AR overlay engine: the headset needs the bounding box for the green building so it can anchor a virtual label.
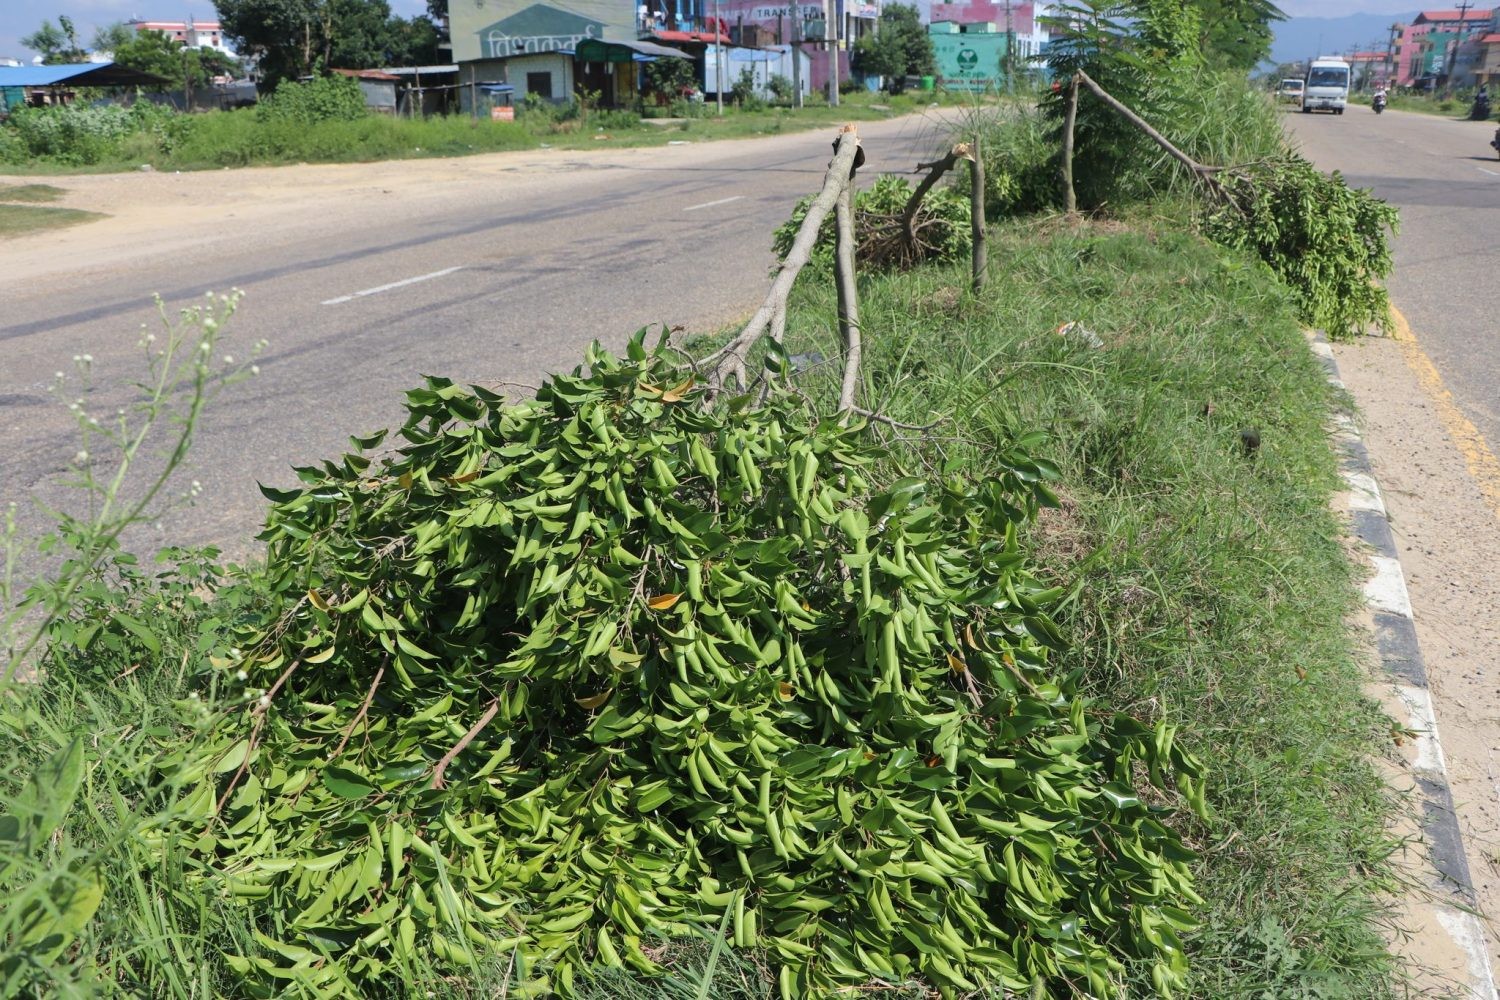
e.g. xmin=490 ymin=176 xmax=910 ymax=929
xmin=929 ymin=21 xmax=1012 ymax=92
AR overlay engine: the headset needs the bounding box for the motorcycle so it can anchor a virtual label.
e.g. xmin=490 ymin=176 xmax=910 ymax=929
xmin=1491 ymin=125 xmax=1500 ymax=160
xmin=1372 ymin=93 xmax=1386 ymax=114
xmin=1472 ymin=92 xmax=1492 ymax=121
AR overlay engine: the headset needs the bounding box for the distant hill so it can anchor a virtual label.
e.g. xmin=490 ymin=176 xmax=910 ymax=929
xmin=1269 ymin=11 xmax=1417 ymax=66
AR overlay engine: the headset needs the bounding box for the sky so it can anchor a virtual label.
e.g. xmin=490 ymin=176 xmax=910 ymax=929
xmin=0 ymin=0 xmax=1453 ymax=64
xmin=0 ymin=0 xmax=428 ymax=63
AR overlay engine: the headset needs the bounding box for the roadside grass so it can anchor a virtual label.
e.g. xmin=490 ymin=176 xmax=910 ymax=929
xmin=0 ymin=182 xmax=66 ymax=202
xmin=0 ymin=202 xmax=102 ymax=236
xmin=0 ymin=207 xmax=1404 ymax=994
xmin=758 ymin=209 xmax=1404 ymax=996
xmin=0 ymin=89 xmax=990 ymax=175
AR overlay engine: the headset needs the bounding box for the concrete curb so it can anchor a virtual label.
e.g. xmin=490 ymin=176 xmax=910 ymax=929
xmin=1310 ymin=337 xmax=1498 ymax=999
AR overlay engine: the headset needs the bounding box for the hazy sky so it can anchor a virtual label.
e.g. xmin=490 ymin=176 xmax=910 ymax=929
xmin=1 ymin=0 xmax=429 ymax=63
xmin=0 ymin=0 xmax=1438 ymax=63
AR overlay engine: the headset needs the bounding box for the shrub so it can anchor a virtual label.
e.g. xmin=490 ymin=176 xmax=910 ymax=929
xmin=4 ymin=103 xmax=138 ymax=164
xmin=1203 ymin=154 xmax=1400 ymax=340
xmin=255 ymin=74 xmax=367 ymax=126
xmin=156 ymin=338 xmax=1205 ymax=997
xmin=772 ymin=173 xmax=973 ymax=270
xmin=768 ymin=74 xmax=793 ymax=104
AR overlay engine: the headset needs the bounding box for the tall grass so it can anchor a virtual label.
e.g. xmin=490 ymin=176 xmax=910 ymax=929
xmin=768 ymin=212 xmax=1404 ymax=997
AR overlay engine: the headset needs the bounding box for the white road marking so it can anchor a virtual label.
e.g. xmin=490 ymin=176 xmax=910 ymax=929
xmin=1344 ymin=469 xmax=1386 ymax=515
xmin=1433 ymin=906 xmax=1500 ymax=1000
xmin=683 ymin=195 xmax=744 ymax=212
xmin=1477 ymin=166 xmax=1499 ymax=177
xmin=1365 ymin=554 xmax=1414 ymax=618
xmin=322 ymin=266 xmax=464 ymax=306
xmin=1395 ymin=683 xmax=1447 ymax=777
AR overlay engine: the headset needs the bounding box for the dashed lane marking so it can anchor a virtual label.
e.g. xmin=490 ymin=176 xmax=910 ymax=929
xmin=322 ymin=266 xmax=465 ymax=306
xmin=683 ymin=196 xmax=745 ymax=212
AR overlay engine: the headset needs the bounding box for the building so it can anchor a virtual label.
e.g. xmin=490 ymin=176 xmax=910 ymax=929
xmin=447 ymin=0 xmax=851 ymax=108
xmin=126 ymin=17 xmax=235 ymax=55
xmin=1396 ymin=8 xmax=1490 ymax=86
xmin=1345 ymin=50 xmax=1390 ymax=89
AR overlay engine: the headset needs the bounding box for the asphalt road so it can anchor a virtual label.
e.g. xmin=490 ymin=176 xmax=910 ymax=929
xmin=1286 ymin=106 xmax=1500 ymax=451
xmin=0 ymin=113 xmax=958 ymax=563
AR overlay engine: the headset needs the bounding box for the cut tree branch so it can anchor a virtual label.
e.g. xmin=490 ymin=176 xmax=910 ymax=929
xmin=1061 ymin=73 xmax=1079 ymax=214
xmin=1075 ymin=69 xmax=1228 ymax=201
xmin=903 ymin=142 xmax=972 ymax=251
xmin=834 ymin=179 xmax=862 ymax=416
xmin=430 ymin=697 xmax=501 ymax=789
xmin=698 ymin=126 xmax=862 ymax=394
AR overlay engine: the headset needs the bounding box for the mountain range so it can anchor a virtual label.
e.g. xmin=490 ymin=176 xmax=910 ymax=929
xmin=1269 ymin=11 xmax=1420 ymax=65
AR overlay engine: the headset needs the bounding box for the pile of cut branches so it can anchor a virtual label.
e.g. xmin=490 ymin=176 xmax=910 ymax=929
xmin=150 ymin=336 xmax=1206 ymax=998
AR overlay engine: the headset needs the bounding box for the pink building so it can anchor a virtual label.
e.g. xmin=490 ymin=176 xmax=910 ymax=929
xmin=1396 ymin=9 xmax=1491 ymax=86
xmin=126 ymin=17 xmax=235 ymax=55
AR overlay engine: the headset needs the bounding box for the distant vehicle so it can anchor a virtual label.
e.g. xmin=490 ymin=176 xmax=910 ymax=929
xmin=1278 ymin=78 xmax=1305 ymax=104
xmin=1302 ymin=58 xmax=1350 ymax=115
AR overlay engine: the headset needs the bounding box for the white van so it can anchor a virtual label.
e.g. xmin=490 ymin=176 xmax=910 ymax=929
xmin=1303 ymin=57 xmax=1351 ymax=114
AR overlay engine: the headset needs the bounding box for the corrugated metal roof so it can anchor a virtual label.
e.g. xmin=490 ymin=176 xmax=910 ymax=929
xmin=333 ymin=68 xmax=402 ymax=81
xmin=0 ymin=61 xmax=169 ymax=87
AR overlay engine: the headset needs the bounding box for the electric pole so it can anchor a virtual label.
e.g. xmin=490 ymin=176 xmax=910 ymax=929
xmin=714 ymin=0 xmax=724 ymax=114
xmin=827 ymin=0 xmax=840 ymax=107
xmin=1445 ymin=0 xmax=1473 ymax=93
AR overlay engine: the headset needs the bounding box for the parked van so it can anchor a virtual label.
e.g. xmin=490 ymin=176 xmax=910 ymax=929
xmin=1303 ymin=57 xmax=1351 ymax=114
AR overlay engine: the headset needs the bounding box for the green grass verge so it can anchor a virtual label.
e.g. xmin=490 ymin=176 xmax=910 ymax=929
xmin=0 ymin=183 xmax=66 ymax=202
xmin=0 ymin=205 xmax=1402 ymax=997
xmin=0 ymin=202 xmax=102 ymax=236
xmin=761 ymin=211 xmax=1403 ymax=997
xmin=0 ymin=89 xmax=988 ymax=175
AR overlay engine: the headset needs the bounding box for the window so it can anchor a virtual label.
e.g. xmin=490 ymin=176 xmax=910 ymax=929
xmin=1308 ymin=67 xmax=1348 ymax=87
xmin=527 ymin=71 xmax=553 ymax=99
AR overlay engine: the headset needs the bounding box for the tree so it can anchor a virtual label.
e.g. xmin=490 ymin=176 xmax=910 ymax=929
xmin=214 ymin=0 xmax=440 ymax=87
xmin=93 ymin=22 xmax=137 ymax=57
xmin=851 ymin=3 xmax=935 ymax=93
xmin=1191 ymin=0 xmax=1283 ymax=72
xmin=22 ymin=18 xmax=87 ymax=64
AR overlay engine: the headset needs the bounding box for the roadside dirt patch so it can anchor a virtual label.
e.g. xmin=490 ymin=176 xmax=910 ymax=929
xmin=1332 ymin=331 xmax=1500 ymax=974
xmin=0 ymin=145 xmax=671 ymax=289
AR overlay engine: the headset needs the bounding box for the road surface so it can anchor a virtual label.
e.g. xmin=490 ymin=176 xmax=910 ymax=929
xmin=0 ymin=112 xmax=957 ymax=561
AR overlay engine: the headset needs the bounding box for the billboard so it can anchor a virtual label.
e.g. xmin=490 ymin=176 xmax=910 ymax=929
xmin=450 ymin=0 xmax=638 ymax=63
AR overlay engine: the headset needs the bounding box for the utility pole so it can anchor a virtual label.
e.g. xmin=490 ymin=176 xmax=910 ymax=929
xmin=1385 ymin=22 xmax=1401 ymax=88
xmin=1445 ymin=0 xmax=1473 ymax=93
xmin=714 ymin=0 xmax=724 ymax=114
xmin=791 ymin=8 xmax=803 ymax=108
xmin=828 ymin=0 xmax=840 ymax=106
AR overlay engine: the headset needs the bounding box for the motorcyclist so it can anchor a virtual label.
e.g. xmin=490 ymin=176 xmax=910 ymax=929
xmin=1372 ymin=84 xmax=1387 ymax=113
xmin=1473 ymin=83 xmax=1491 ymax=120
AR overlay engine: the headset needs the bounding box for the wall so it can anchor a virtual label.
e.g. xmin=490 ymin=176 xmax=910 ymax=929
xmin=704 ymin=44 xmax=812 ymax=97
xmin=449 ymin=0 xmax=638 ymax=63
xmin=505 ymin=52 xmax=575 ymax=100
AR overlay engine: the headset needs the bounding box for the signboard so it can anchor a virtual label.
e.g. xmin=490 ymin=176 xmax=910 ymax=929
xmin=449 ymin=0 xmax=632 ymax=63
xmin=491 ymin=105 xmax=515 ymax=121
xmin=931 ymin=29 xmax=1007 ymax=91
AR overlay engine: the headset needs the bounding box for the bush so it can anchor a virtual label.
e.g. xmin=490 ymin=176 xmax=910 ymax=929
xmin=255 ymin=74 xmax=367 ymax=126
xmin=768 ymin=74 xmax=793 ymax=104
xmin=772 ymin=173 xmax=973 ymax=270
xmin=1203 ymin=154 xmax=1400 ymax=340
xmin=4 ymin=103 xmax=139 ymax=164
xmin=152 ymin=338 xmax=1204 ymax=997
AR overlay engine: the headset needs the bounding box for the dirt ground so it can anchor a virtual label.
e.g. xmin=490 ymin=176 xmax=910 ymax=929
xmin=4 ymin=145 xmax=686 ymax=289
xmin=1333 ymin=328 xmax=1500 ymax=979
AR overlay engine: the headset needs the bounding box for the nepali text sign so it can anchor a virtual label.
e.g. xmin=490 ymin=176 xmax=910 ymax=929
xmin=449 ymin=0 xmax=628 ymax=63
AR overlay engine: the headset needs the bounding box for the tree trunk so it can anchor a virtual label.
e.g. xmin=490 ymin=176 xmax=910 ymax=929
xmin=1061 ymin=73 xmax=1078 ymax=214
xmin=969 ymin=134 xmax=986 ymax=292
xmin=835 ymin=179 xmax=861 ymax=415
